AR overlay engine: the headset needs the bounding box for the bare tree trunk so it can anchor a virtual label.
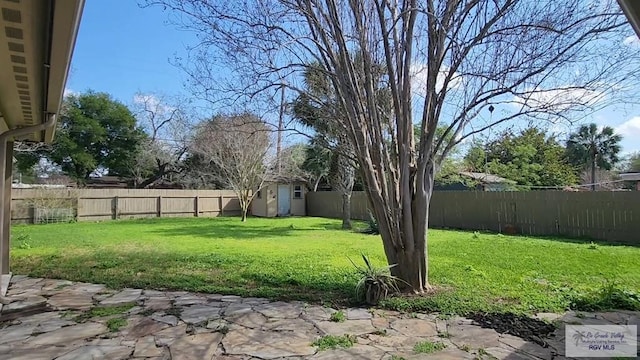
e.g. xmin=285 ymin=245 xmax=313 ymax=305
xmin=330 ymin=152 xmax=355 ymax=230
xmin=341 ymin=192 xmax=352 ymax=230
xmin=369 ymin=163 xmax=434 ymax=293
xmin=240 ymin=195 xmax=248 ymax=222
xmin=240 ymin=189 xmax=250 ymax=222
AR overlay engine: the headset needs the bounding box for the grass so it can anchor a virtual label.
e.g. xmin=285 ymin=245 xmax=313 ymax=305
xmin=312 ymin=334 xmax=357 ymax=350
xmin=10 ymin=217 xmax=640 ymax=314
xmin=74 ymin=303 xmax=135 ymax=322
xmin=413 ymin=340 xmax=446 ymax=353
xmin=330 ymin=310 xmax=346 ymax=322
xmin=106 ymin=317 xmax=127 ymax=332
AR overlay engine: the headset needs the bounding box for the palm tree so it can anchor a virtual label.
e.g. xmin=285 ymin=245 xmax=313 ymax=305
xmin=566 ymin=123 xmax=622 ymax=191
xmin=291 ymin=66 xmax=356 ymax=229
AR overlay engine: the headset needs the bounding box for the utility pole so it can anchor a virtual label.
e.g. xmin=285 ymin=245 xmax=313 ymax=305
xmin=276 ymin=80 xmax=285 ymax=176
xmin=485 ymin=105 xmax=495 ymax=174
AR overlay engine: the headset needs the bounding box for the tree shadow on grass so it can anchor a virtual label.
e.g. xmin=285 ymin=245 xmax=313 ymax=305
xmin=149 ymin=223 xmax=300 ymax=240
xmin=434 ymin=227 xmax=639 ymax=248
xmin=144 ymin=217 xmax=342 ymax=240
xmin=11 ymin=249 xmax=356 ymax=306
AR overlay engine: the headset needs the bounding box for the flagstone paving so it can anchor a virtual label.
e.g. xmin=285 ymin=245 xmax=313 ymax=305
xmin=0 ymin=276 xmax=637 ymax=359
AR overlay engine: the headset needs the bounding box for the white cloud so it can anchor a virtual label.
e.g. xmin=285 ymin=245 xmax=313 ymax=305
xmin=133 ymin=93 xmax=176 ymax=114
xmin=548 ymin=122 xmax=571 ymax=135
xmin=63 ymin=88 xmax=78 ymax=97
xmin=615 ymin=116 xmax=640 ymax=138
xmin=133 ymin=93 xmax=161 ymax=108
xmin=511 ymin=87 xmax=606 ymax=112
xmin=623 ymin=35 xmax=640 ymax=47
xmin=410 ymin=64 xmax=462 ymax=98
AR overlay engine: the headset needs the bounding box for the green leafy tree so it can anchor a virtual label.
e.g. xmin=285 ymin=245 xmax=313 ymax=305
xmin=13 ymin=148 xmax=41 ymax=182
xmin=465 ymin=128 xmax=577 ymax=188
xmin=463 ymin=141 xmax=487 ymax=173
xmin=49 ymin=92 xmax=145 ymax=184
xmin=625 ymin=152 xmax=640 ymax=173
xmin=566 ymin=123 xmax=622 ymax=191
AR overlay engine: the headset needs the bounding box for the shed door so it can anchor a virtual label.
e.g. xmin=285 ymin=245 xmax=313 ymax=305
xmin=277 ymin=185 xmax=291 ymax=216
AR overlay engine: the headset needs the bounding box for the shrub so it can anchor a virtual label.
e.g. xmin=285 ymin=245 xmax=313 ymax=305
xmin=350 ymin=254 xmax=400 ymax=305
xmin=330 ymin=310 xmax=346 ymax=322
xmin=361 ymin=211 xmax=379 ymax=235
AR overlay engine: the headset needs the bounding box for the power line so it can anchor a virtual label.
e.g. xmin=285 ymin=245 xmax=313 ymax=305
xmin=507 ymin=179 xmax=627 ymax=190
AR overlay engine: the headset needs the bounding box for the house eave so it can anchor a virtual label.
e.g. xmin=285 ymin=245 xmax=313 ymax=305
xmin=618 ymin=0 xmax=640 ymax=39
xmin=0 ymin=0 xmax=84 ymax=143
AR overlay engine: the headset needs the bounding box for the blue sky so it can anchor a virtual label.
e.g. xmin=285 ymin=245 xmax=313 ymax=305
xmin=66 ymin=1 xmax=194 ymax=103
xmin=67 ymin=0 xmax=640 ymax=154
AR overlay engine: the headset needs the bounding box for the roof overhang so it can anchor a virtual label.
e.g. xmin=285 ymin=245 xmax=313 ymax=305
xmin=0 ymin=0 xmax=84 ymax=143
xmin=620 ymin=172 xmax=640 ymax=181
xmin=618 ymin=0 xmax=640 ymax=39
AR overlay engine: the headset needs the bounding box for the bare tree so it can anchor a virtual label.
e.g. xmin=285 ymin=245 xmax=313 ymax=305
xmin=146 ymin=0 xmax=640 ymax=292
xmin=13 ymin=142 xmax=52 ymax=183
xmin=14 ymin=142 xmax=50 ymax=154
xmin=131 ymin=93 xmax=192 ymax=188
xmin=579 ymin=169 xmax=624 ymax=191
xmin=190 ymin=113 xmax=272 ymax=221
xmin=23 ymin=184 xmax=79 ymax=224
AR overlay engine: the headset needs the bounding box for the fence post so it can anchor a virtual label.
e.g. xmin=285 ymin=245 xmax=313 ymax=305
xmin=195 ymin=196 xmax=199 ymax=217
xmin=113 ymin=196 xmax=119 ymax=220
xmin=75 ymin=195 xmax=81 ymax=222
xmin=219 ymin=195 xmax=224 ymax=217
xmin=157 ymin=196 xmax=162 ymax=218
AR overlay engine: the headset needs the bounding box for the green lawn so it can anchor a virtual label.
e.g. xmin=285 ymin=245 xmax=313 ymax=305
xmin=10 ymin=217 xmax=640 ymax=315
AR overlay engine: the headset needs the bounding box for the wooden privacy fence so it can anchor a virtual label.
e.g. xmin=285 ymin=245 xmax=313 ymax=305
xmin=11 ymin=188 xmax=241 ymax=223
xmin=307 ymin=191 xmax=640 ymax=245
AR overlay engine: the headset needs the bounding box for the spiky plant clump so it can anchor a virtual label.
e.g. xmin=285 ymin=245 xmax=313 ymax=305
xmin=351 ymin=254 xmax=401 ymax=305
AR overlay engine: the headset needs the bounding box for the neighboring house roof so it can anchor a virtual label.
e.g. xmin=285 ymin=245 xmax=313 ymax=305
xmin=620 ymin=172 xmax=640 ymax=181
xmin=459 ymin=172 xmax=515 ymax=184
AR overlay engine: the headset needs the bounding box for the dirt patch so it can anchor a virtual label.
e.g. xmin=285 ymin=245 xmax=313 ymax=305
xmin=468 ymin=312 xmax=556 ymax=346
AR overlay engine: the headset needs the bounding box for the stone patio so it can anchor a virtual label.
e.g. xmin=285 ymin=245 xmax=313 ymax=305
xmin=0 ymin=275 xmax=637 ymax=359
